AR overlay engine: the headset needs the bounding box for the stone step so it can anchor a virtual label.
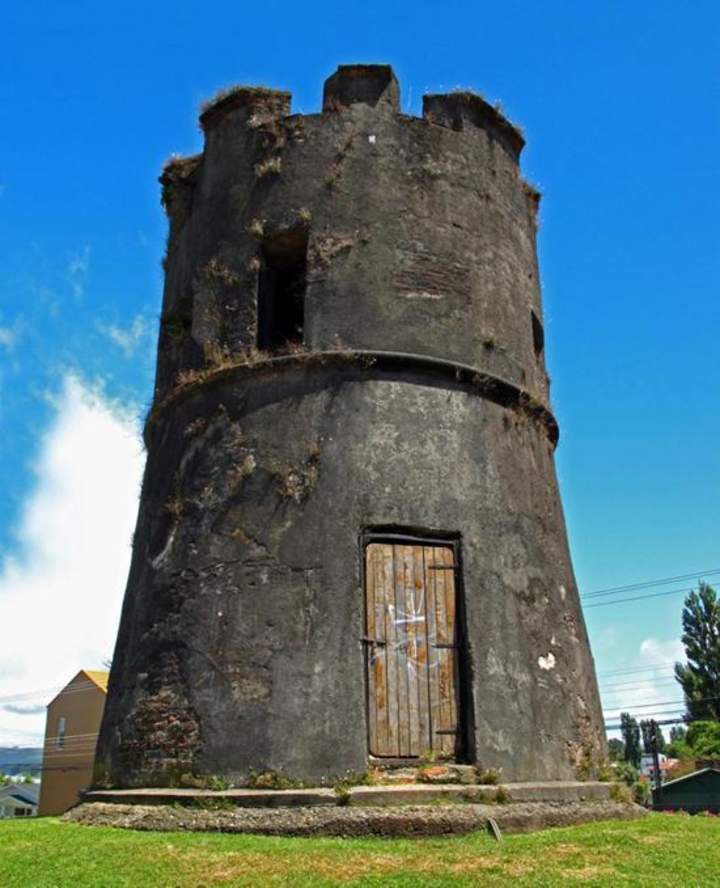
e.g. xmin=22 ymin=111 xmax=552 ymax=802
xmin=83 ymin=781 xmax=612 ymax=809
xmin=83 ymin=787 xmax=337 ymax=808
xmin=350 ymin=781 xmax=610 ymax=805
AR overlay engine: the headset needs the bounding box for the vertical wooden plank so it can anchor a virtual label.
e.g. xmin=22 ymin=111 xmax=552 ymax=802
xmin=365 ymin=544 xmax=378 ymax=756
xmin=383 ymin=543 xmax=401 ymax=756
xmin=401 ymin=545 xmax=421 ymax=756
xmin=433 ymin=545 xmax=451 ymax=755
xmin=437 ymin=545 xmax=457 ymax=756
xmin=413 ymin=544 xmax=432 ymax=754
xmin=367 ymin=544 xmax=393 ymax=756
xmin=373 ymin=544 xmax=391 ymax=755
xmin=430 ymin=546 xmax=452 ymax=755
xmin=423 ymin=546 xmax=440 ymax=756
xmin=393 ymin=545 xmax=411 ymax=756
xmin=442 ymin=546 xmax=458 ymax=756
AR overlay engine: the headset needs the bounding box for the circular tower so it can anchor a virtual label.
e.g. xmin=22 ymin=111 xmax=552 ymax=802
xmin=96 ymin=65 xmax=605 ymax=787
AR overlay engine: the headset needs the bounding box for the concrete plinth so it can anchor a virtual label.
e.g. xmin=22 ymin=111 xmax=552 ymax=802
xmin=83 ymin=780 xmax=613 ymax=809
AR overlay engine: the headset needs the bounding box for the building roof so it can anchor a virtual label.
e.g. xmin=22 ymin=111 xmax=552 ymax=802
xmin=46 ymin=669 xmax=109 ymax=707
xmin=83 ymin=670 xmax=109 ymax=692
xmin=0 ymin=783 xmax=39 ymax=806
xmin=660 ymin=767 xmax=720 ymax=790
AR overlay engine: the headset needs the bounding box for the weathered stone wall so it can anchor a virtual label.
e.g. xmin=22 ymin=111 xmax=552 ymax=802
xmin=95 ymin=65 xmax=605 ymax=787
xmin=155 ymin=66 xmax=543 ymax=401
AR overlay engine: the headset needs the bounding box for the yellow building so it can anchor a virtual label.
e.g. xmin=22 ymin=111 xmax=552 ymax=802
xmin=38 ymin=670 xmax=108 ymax=815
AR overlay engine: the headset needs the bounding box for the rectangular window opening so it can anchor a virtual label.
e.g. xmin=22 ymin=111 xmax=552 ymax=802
xmin=56 ymin=716 xmax=66 ymax=749
xmin=257 ymin=228 xmax=307 ymax=350
xmin=531 ymin=310 xmax=544 ymax=359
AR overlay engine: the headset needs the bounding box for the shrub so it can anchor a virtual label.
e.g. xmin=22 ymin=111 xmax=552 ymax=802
xmin=609 ymin=782 xmax=633 ymax=804
xmin=476 ymin=768 xmax=502 ymax=786
xmin=206 ymin=775 xmax=232 ymax=791
xmin=633 ymin=779 xmax=652 ymax=806
xmin=613 ymin=761 xmax=639 ymax=787
xmin=246 ymin=770 xmax=305 ymax=790
xmin=255 ymin=157 xmax=282 ymax=178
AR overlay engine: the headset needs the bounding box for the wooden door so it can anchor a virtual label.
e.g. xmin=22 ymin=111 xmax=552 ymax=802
xmin=364 ymin=542 xmax=459 ymax=758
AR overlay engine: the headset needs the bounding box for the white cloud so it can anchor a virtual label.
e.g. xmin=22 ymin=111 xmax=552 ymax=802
xmin=0 ymin=318 xmax=22 ymax=350
xmin=601 ymin=637 xmax=685 ymax=738
xmin=0 ymin=375 xmax=144 ymax=745
xmin=67 ymin=246 xmax=91 ymax=299
xmin=98 ymin=314 xmax=150 ymax=358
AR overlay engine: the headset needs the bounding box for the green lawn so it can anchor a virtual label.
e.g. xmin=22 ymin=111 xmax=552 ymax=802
xmin=1 ymin=813 xmax=718 ymax=886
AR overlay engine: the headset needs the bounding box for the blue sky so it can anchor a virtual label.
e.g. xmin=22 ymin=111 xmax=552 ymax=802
xmin=1 ymin=1 xmax=718 ymax=743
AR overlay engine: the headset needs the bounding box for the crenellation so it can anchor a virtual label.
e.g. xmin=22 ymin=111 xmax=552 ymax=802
xmin=422 ymin=92 xmax=525 ymax=161
xmin=522 ymin=179 xmax=542 ymax=230
xmin=199 ymin=86 xmax=292 ymax=133
xmin=322 ymin=64 xmax=400 ymax=113
xmin=159 ymin=154 xmax=202 ymax=226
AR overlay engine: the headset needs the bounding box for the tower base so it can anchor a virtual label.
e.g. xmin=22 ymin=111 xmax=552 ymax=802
xmin=69 ymin=782 xmax=644 ymax=837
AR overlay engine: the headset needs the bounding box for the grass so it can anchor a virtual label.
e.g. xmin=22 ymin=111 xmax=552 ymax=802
xmin=1 ymin=813 xmax=719 ymax=886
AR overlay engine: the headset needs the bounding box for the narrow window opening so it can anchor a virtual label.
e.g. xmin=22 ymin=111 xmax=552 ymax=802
xmin=531 ymin=310 xmax=544 ymax=359
xmin=56 ymin=716 xmax=66 ymax=749
xmin=257 ymin=228 xmax=307 ymax=350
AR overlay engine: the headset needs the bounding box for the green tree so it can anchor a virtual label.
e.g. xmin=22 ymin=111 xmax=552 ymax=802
xmin=686 ymin=720 xmax=720 ymax=757
xmin=613 ymin=760 xmax=639 ymax=786
xmin=666 ymin=725 xmax=689 ymax=758
xmin=657 ymin=725 xmax=666 ymax=753
xmin=620 ymin=712 xmax=641 ymax=767
xmin=670 ymin=725 xmax=687 ymax=744
xmin=674 ymin=583 xmax=720 ymax=721
xmin=640 ymin=720 xmax=666 ymax=754
xmin=607 ymin=738 xmax=625 ymax=761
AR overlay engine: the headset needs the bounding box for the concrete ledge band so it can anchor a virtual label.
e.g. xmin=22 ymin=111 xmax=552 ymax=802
xmin=82 ymin=781 xmax=610 ymax=809
xmin=145 ymin=349 xmax=559 ymax=448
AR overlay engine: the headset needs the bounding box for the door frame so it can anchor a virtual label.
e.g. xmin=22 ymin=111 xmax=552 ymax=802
xmin=360 ymin=527 xmax=473 ymax=764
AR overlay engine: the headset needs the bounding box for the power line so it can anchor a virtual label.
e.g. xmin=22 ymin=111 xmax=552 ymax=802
xmin=604 ymin=707 xmax=688 ymax=723
xmin=0 ymin=687 xmax=62 ymax=705
xmin=583 ymin=568 xmax=720 ymax=599
xmin=584 ymin=587 xmax=693 ymax=609
xmin=600 ymin=675 xmax=676 ymax=690
xmin=600 ymin=684 xmax=674 ymax=701
xmin=598 ymin=663 xmax=677 ymax=678
xmin=602 ymin=692 xmax=720 ymax=714
xmin=0 ymin=764 xmax=92 ymax=773
xmin=605 ymin=716 xmax=686 ymax=730
xmin=600 ymin=676 xmax=676 ymax=694
xmin=600 ymin=681 xmax=678 ymax=696
xmin=0 ymin=681 xmax=105 ymax=705
xmin=604 ymin=707 xmax=687 ymax=719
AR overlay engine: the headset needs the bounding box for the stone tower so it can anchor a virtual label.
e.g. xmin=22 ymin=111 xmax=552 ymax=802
xmin=96 ymin=65 xmax=605 ymax=787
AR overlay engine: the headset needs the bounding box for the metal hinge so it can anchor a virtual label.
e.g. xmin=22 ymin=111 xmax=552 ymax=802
xmin=434 ymin=728 xmax=459 ymax=735
xmin=428 ymin=564 xmax=458 ymax=571
xmin=361 ymin=636 xmax=386 ymax=646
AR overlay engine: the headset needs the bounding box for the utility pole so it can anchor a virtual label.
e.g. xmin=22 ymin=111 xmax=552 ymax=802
xmin=650 ymin=719 xmax=662 ymax=808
